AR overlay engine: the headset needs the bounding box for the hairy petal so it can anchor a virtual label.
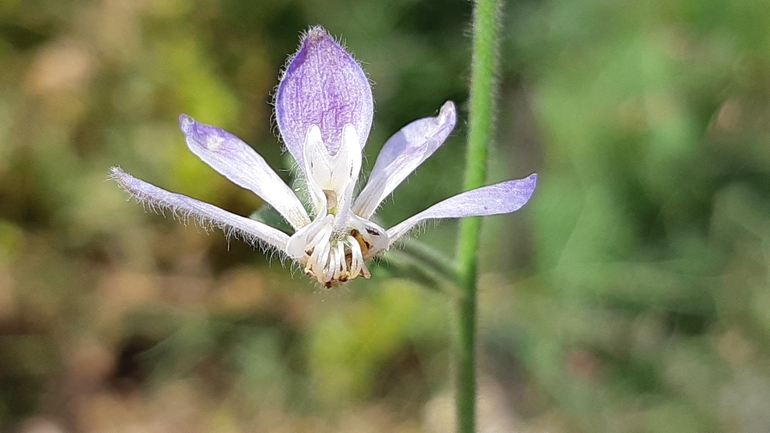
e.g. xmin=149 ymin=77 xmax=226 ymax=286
xmin=179 ymin=115 xmax=310 ymax=229
xmin=275 ymin=26 xmax=373 ymax=169
xmin=354 ymin=101 xmax=457 ymax=218
xmin=110 ymin=167 xmax=290 ymax=251
xmin=386 ymin=174 xmax=538 ymax=243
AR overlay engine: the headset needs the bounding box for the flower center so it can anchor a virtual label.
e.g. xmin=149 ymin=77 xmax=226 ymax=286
xmin=302 ymin=226 xmax=372 ymax=288
xmin=286 ymin=210 xmax=388 ymax=288
xmin=284 ymin=123 xmax=389 ymax=287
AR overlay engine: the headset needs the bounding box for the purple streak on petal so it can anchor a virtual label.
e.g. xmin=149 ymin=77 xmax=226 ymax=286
xmin=354 ymin=101 xmax=457 ymax=218
xmin=179 ymin=114 xmax=310 ymax=229
xmin=386 ymin=174 xmax=538 ymax=243
xmin=110 ymin=166 xmax=290 ymax=251
xmin=275 ymin=26 xmax=373 ymax=169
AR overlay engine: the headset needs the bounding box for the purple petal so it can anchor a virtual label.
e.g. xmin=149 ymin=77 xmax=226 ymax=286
xmin=179 ymin=114 xmax=310 ymax=229
xmin=387 ymin=174 xmax=538 ymax=242
xmin=353 ymin=101 xmax=457 ymax=218
xmin=110 ymin=167 xmax=290 ymax=251
xmin=275 ymin=26 xmax=373 ymax=169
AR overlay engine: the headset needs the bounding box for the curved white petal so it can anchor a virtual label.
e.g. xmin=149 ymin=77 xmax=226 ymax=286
xmin=179 ymin=115 xmax=310 ymax=230
xmin=387 ymin=174 xmax=538 ymax=243
xmin=301 ymin=126 xmax=327 ymax=212
xmin=302 ymin=124 xmax=362 ymax=218
xmin=285 ymin=212 xmax=333 ymax=260
xmin=110 ymin=167 xmax=290 ymax=251
xmin=348 ymin=214 xmax=390 ymax=260
xmin=353 ymin=101 xmax=457 ymax=218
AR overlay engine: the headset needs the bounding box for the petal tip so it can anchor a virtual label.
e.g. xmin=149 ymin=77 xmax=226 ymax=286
xmin=178 ymin=115 xmax=228 ymax=152
xmin=440 ymin=100 xmax=456 ymax=115
xmin=179 ymin=114 xmax=194 ymax=134
xmin=109 ymin=165 xmax=126 ymax=180
xmin=303 ymin=25 xmax=332 ymax=45
xmin=108 ymin=166 xmax=137 ymax=192
xmin=522 ymin=173 xmax=538 ymax=200
xmin=438 ymin=100 xmax=457 ymax=128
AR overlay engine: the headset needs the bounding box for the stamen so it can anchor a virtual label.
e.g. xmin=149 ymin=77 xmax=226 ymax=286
xmin=323 ymin=246 xmax=337 ymax=284
xmin=333 ymin=242 xmax=345 ymax=281
xmin=350 ymin=229 xmax=369 ymax=256
xmin=359 ymin=261 xmax=371 ymax=279
xmin=349 ymin=216 xmax=389 ymax=260
xmin=347 ymin=235 xmax=364 ymax=278
xmin=294 ymin=197 xmax=382 ymax=286
xmin=306 ymin=229 xmax=332 ymax=278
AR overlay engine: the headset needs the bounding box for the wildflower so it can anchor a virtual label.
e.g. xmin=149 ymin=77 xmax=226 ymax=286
xmin=111 ymin=27 xmax=537 ymax=287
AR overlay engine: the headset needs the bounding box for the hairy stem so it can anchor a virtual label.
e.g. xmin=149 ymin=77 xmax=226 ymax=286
xmin=454 ymin=0 xmax=502 ymax=432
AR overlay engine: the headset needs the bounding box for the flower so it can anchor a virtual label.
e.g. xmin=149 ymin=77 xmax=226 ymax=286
xmin=111 ymin=26 xmax=537 ymax=288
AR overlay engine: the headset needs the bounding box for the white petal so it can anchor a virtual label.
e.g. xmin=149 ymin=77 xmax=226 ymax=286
xmin=110 ymin=167 xmax=290 ymax=251
xmin=353 ymin=101 xmax=457 ymax=218
xmin=347 ymin=235 xmax=364 ymax=278
xmin=349 ymin=214 xmax=390 ymax=260
xmin=386 ymin=174 xmax=538 ymax=243
xmin=302 ymin=124 xmax=362 ymax=217
xmin=301 ymin=126 xmax=327 ymax=212
xmin=179 ymin=115 xmax=310 ymax=229
xmin=285 ymin=213 xmax=333 ymax=260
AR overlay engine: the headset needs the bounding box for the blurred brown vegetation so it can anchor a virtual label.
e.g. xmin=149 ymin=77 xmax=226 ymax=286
xmin=0 ymin=0 xmax=769 ymax=432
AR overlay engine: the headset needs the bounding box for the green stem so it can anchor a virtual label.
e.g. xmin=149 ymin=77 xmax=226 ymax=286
xmin=455 ymin=0 xmax=502 ymax=432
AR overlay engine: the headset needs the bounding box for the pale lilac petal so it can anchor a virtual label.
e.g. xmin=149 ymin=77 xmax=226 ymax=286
xmin=275 ymin=26 xmax=373 ymax=169
xmin=179 ymin=114 xmax=310 ymax=229
xmin=386 ymin=174 xmax=538 ymax=243
xmin=353 ymin=101 xmax=457 ymax=219
xmin=110 ymin=167 xmax=290 ymax=251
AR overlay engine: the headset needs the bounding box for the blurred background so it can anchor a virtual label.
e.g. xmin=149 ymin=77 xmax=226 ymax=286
xmin=0 ymin=0 xmax=769 ymax=432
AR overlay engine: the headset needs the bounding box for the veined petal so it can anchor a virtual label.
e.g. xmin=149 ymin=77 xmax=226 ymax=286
xmin=386 ymin=174 xmax=538 ymax=243
xmin=179 ymin=115 xmax=310 ymax=230
xmin=110 ymin=167 xmax=290 ymax=251
xmin=354 ymin=101 xmax=457 ymax=218
xmin=275 ymin=26 xmax=373 ymax=170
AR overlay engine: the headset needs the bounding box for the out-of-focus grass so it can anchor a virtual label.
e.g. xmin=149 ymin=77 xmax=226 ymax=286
xmin=0 ymin=0 xmax=768 ymax=432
